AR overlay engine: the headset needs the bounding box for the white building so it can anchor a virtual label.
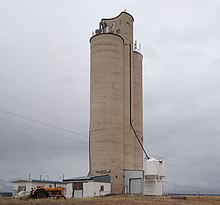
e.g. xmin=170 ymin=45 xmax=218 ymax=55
xmin=12 ymin=179 xmax=66 ymax=197
xmin=63 ymin=175 xmax=111 ymax=198
xmin=143 ymin=158 xmax=165 ymax=196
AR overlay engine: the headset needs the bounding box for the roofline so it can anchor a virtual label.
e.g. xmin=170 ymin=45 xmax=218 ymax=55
xmin=63 ymin=175 xmax=110 ymax=182
xmin=90 ymin=32 xmax=124 ymax=43
xmin=101 ymin=11 xmax=134 ymax=22
xmin=11 ymin=179 xmax=66 ymax=184
xmin=11 ymin=179 xmax=31 ymax=183
xmin=31 ymin=179 xmax=66 ymax=184
xmin=133 ymin=50 xmax=143 ymax=58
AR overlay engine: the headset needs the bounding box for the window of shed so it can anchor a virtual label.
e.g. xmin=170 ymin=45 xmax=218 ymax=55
xmin=73 ymin=182 xmax=83 ymax=190
xmin=100 ymin=185 xmax=104 ymax=191
xmin=18 ymin=186 xmax=26 ymax=191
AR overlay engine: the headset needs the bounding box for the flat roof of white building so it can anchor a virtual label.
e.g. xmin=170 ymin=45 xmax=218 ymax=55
xmin=63 ymin=175 xmax=110 ymax=183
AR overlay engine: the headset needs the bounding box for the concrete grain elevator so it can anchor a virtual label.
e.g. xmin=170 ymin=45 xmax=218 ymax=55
xmin=89 ymin=12 xmax=144 ymax=194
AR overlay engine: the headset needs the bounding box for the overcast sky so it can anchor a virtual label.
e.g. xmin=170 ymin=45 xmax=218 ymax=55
xmin=0 ymin=0 xmax=220 ymax=194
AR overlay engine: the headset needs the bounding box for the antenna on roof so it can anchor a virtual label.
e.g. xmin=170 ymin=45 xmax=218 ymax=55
xmin=134 ymin=40 xmax=137 ymax=50
xmin=139 ymin=42 xmax=142 ymax=51
xmin=124 ymin=8 xmax=126 ymax=12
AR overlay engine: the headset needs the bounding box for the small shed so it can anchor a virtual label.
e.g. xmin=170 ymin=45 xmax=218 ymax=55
xmin=12 ymin=179 xmax=66 ymax=196
xmin=63 ymin=175 xmax=111 ymax=198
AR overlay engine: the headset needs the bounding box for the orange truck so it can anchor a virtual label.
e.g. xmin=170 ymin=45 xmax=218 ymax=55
xmin=29 ymin=187 xmax=66 ymax=199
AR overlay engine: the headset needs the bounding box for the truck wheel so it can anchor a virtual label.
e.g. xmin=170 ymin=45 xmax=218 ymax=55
xmin=60 ymin=196 xmax=66 ymax=200
xmin=56 ymin=196 xmax=66 ymax=200
xmin=36 ymin=191 xmax=47 ymax=199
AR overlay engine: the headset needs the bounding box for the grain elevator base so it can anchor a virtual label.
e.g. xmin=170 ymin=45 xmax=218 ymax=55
xmin=123 ymin=169 xmax=144 ymax=194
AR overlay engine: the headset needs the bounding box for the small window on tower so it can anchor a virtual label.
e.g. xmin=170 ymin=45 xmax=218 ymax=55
xmin=100 ymin=185 xmax=104 ymax=191
xmin=126 ymin=22 xmax=130 ymax=26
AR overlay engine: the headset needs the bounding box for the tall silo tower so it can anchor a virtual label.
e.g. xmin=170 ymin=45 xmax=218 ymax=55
xmin=89 ymin=12 xmax=144 ymax=194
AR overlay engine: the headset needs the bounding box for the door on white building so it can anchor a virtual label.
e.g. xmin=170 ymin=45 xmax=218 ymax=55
xmin=129 ymin=178 xmax=143 ymax=194
xmin=72 ymin=182 xmax=83 ymax=198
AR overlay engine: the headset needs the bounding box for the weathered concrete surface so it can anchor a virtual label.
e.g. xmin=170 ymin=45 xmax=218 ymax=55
xmin=90 ymin=12 xmax=143 ymax=194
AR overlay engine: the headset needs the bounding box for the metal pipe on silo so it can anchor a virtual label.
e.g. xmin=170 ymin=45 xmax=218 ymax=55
xmin=130 ymin=48 xmax=149 ymax=161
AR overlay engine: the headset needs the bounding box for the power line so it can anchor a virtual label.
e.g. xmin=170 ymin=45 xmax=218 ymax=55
xmin=0 ymin=118 xmax=85 ymax=143
xmin=166 ymin=160 xmax=207 ymax=172
xmin=0 ymin=119 xmax=70 ymax=144
xmin=0 ymin=109 xmax=88 ymax=138
xmin=148 ymin=153 xmax=208 ymax=172
xmin=0 ymin=117 xmax=87 ymax=144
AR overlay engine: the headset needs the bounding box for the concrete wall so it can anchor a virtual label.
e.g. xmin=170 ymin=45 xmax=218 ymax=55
xmin=102 ymin=12 xmax=136 ymax=170
xmin=144 ymin=181 xmax=163 ymax=196
xmin=90 ymin=33 xmax=124 ymax=194
xmin=66 ymin=183 xmax=72 ymax=198
xmin=90 ymin=12 xmax=144 ymax=194
xmin=12 ymin=182 xmax=32 ymax=192
xmin=133 ymin=51 xmax=143 ymax=169
xmin=65 ymin=182 xmax=111 ymax=198
xmin=83 ymin=182 xmax=110 ymax=197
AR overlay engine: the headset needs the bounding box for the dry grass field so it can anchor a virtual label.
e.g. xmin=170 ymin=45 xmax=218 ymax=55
xmin=1 ymin=195 xmax=220 ymax=205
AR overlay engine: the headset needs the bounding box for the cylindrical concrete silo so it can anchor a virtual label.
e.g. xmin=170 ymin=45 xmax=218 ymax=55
xmin=90 ymin=33 xmax=124 ymax=194
xmin=89 ymin=12 xmax=145 ymax=194
xmin=133 ymin=51 xmax=143 ymax=169
xmin=101 ymin=12 xmax=135 ymax=170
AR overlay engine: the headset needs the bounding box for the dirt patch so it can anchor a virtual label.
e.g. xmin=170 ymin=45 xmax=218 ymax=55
xmin=1 ymin=195 xmax=220 ymax=205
